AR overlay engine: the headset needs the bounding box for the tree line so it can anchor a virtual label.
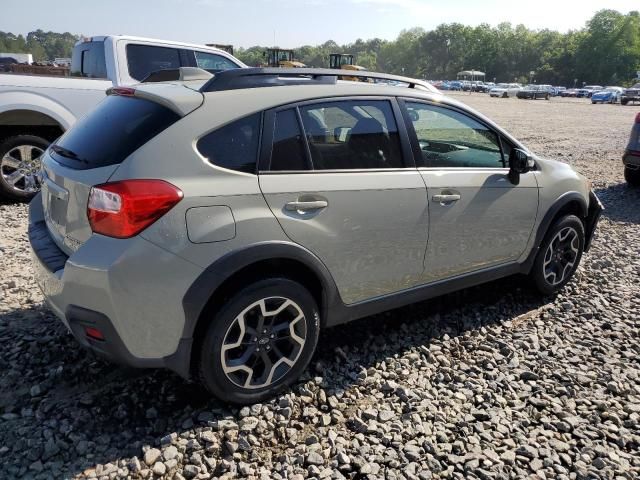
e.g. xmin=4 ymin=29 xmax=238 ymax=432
xmin=2 ymin=9 xmax=639 ymax=86
xmin=237 ymin=9 xmax=640 ymax=87
xmin=0 ymin=30 xmax=78 ymax=62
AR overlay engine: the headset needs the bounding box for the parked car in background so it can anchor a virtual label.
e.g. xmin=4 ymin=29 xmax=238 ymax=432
xmin=0 ymin=35 xmax=246 ymax=202
xmin=28 ymin=67 xmax=602 ymax=403
xmin=591 ymin=87 xmax=624 ymax=104
xmin=562 ymin=89 xmax=578 ymax=97
xmin=517 ymin=85 xmax=550 ymax=100
xmin=577 ymin=85 xmax=602 ymax=98
xmin=623 ymin=112 xmax=640 ymax=186
xmin=489 ymin=83 xmax=522 ymax=98
xmin=448 ymin=80 xmax=463 ymax=91
xmin=621 ymin=83 xmax=640 ymax=105
xmin=554 ymin=87 xmax=567 ymax=96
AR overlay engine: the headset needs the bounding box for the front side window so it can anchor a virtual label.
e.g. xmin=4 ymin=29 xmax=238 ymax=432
xmin=270 ymin=109 xmax=308 ymax=171
xmin=299 ymin=100 xmax=404 ymax=170
xmin=404 ymin=102 xmax=504 ymax=168
xmin=197 ymin=113 xmax=261 ymax=174
xmin=194 ymin=51 xmax=239 ymax=71
xmin=127 ymin=44 xmax=181 ymax=81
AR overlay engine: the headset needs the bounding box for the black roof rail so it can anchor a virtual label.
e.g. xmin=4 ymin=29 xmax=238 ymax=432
xmin=199 ymin=67 xmax=437 ymax=93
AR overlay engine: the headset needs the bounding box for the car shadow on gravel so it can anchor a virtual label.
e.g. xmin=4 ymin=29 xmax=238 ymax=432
xmin=0 ymin=274 xmax=549 ymax=477
xmin=595 ymin=182 xmax=640 ymax=224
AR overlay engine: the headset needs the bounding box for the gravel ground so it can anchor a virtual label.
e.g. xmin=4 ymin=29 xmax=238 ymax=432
xmin=1 ymin=94 xmax=639 ymax=480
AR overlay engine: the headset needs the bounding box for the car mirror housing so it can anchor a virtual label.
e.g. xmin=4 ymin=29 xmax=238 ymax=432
xmin=508 ymin=148 xmax=532 ymax=185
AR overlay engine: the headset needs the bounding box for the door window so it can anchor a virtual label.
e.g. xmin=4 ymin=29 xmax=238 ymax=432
xmin=299 ymin=100 xmax=404 ymax=170
xmin=126 ymin=44 xmax=181 ymax=81
xmin=270 ymin=109 xmax=309 ymax=171
xmin=194 ymin=51 xmax=239 ymax=71
xmin=405 ymin=102 xmax=505 ymax=168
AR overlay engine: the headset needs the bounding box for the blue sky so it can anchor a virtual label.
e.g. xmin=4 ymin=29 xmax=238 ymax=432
xmin=2 ymin=0 xmax=638 ymax=48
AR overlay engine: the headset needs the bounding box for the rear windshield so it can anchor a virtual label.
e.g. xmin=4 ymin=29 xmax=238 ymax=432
xmin=51 ymin=95 xmax=180 ymax=170
xmin=70 ymin=41 xmax=107 ymax=79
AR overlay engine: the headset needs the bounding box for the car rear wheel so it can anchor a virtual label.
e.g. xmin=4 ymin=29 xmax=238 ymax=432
xmin=625 ymin=167 xmax=640 ymax=186
xmin=197 ymin=278 xmax=320 ymax=404
xmin=0 ymin=135 xmax=48 ymax=202
xmin=530 ymin=215 xmax=585 ymax=295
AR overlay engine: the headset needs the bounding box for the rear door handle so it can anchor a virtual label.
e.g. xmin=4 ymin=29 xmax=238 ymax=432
xmin=432 ymin=194 xmax=461 ymax=203
xmin=285 ymin=200 xmax=328 ymax=212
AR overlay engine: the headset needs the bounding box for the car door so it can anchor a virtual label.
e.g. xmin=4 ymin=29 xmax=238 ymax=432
xmin=400 ymin=99 xmax=539 ymax=282
xmin=258 ymin=98 xmax=429 ymax=305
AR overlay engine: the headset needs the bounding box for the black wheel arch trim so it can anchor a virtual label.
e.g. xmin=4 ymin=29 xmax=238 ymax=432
xmin=174 ymin=241 xmax=342 ymax=375
xmin=521 ymin=190 xmax=601 ymax=273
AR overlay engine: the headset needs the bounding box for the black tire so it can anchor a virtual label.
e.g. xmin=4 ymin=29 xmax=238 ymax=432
xmin=621 ymin=99 xmax=628 ymax=105
xmin=0 ymin=135 xmax=49 ymax=202
xmin=530 ymin=215 xmax=585 ymax=295
xmin=625 ymin=167 xmax=640 ymax=186
xmin=198 ymin=278 xmax=320 ymax=404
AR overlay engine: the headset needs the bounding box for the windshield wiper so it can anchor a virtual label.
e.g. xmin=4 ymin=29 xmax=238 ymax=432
xmin=51 ymin=145 xmax=88 ymax=164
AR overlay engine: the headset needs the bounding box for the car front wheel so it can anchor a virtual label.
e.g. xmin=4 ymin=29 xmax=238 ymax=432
xmin=198 ymin=278 xmax=320 ymax=404
xmin=531 ymin=215 xmax=585 ymax=295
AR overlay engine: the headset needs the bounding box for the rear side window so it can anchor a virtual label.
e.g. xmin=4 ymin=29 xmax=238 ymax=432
xmin=51 ymin=96 xmax=180 ymax=170
xmin=127 ymin=44 xmax=181 ymax=81
xmin=70 ymin=41 xmax=107 ymax=79
xmin=194 ymin=51 xmax=239 ymax=71
xmin=299 ymin=100 xmax=404 ymax=170
xmin=197 ymin=113 xmax=261 ymax=174
xmin=270 ymin=109 xmax=308 ymax=171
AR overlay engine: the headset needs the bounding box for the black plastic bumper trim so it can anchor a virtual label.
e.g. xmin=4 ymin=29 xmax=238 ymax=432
xmin=28 ymin=220 xmax=68 ymax=273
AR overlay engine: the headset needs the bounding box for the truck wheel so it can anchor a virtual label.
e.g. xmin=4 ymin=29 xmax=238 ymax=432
xmin=530 ymin=215 xmax=585 ymax=295
xmin=197 ymin=278 xmax=320 ymax=404
xmin=0 ymin=135 xmax=49 ymax=202
xmin=625 ymin=167 xmax=640 ymax=187
xmin=621 ymin=99 xmax=628 ymax=105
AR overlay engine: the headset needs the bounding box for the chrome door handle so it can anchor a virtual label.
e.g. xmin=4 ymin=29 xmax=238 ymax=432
xmin=285 ymin=200 xmax=328 ymax=211
xmin=432 ymin=194 xmax=461 ymax=203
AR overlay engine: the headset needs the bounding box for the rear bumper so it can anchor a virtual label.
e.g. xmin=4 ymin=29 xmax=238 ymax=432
xmin=584 ymin=191 xmax=603 ymax=252
xmin=28 ymin=193 xmax=200 ymax=378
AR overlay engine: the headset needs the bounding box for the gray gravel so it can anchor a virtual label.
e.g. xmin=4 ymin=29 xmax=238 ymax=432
xmin=1 ymin=94 xmax=639 ymax=479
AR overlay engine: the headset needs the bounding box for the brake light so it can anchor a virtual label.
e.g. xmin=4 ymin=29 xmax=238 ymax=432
xmin=636 ymin=112 xmax=640 ymax=124
xmin=84 ymin=326 xmax=105 ymax=341
xmin=88 ymin=180 xmax=183 ymax=239
xmin=108 ymin=87 xmax=136 ymax=97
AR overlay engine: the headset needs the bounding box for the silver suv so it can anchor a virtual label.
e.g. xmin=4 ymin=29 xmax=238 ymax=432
xmin=29 ymin=68 xmax=603 ymax=403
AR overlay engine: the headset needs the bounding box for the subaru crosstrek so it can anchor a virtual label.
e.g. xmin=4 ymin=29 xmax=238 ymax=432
xmin=29 ymin=67 xmax=603 ymax=404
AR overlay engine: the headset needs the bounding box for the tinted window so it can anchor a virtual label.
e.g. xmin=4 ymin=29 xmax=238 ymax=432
xmin=270 ymin=109 xmax=308 ymax=171
xmin=405 ymin=102 xmax=504 ymax=168
xmin=194 ymin=51 xmax=239 ymax=71
xmin=197 ymin=113 xmax=261 ymax=174
xmin=127 ymin=44 xmax=181 ymax=81
xmin=51 ymin=96 xmax=179 ymax=170
xmin=70 ymin=41 xmax=107 ymax=78
xmin=300 ymin=100 xmax=404 ymax=170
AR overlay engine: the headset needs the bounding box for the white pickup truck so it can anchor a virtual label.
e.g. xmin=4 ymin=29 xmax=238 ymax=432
xmin=0 ymin=35 xmax=246 ymax=201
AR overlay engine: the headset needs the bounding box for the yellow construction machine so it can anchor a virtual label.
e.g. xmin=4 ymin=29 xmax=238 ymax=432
xmin=264 ymin=48 xmax=306 ymax=68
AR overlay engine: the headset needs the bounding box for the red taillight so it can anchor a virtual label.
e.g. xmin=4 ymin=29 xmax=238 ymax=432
xmin=108 ymin=87 xmax=136 ymax=97
xmin=636 ymin=112 xmax=640 ymax=124
xmin=88 ymin=180 xmax=183 ymax=239
xmin=84 ymin=326 xmax=104 ymax=341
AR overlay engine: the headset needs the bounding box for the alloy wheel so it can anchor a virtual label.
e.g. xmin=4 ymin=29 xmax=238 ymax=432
xmin=220 ymin=297 xmax=307 ymax=389
xmin=543 ymin=227 xmax=580 ymax=286
xmin=1 ymin=144 xmax=44 ymax=194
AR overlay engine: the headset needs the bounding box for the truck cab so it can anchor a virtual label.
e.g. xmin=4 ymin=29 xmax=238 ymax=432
xmin=0 ymin=35 xmax=246 ymax=201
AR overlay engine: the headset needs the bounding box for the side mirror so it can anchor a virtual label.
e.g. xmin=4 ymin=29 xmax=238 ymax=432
xmin=508 ymin=148 xmax=532 ymax=185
